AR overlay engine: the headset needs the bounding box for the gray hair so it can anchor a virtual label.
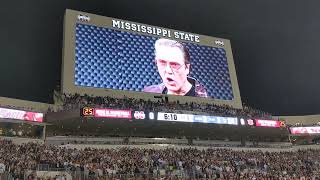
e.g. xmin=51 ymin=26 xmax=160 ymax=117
xmin=154 ymin=38 xmax=190 ymax=64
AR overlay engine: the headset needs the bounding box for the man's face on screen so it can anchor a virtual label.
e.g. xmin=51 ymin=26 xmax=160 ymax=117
xmin=155 ymin=46 xmax=190 ymax=94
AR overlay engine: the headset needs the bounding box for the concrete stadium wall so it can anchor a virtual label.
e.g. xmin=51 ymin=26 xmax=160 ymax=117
xmin=0 ymin=136 xmax=44 ymax=144
xmin=0 ymin=97 xmax=52 ymax=112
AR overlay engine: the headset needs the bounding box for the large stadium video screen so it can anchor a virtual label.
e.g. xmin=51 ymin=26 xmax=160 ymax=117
xmin=63 ymin=10 xmax=241 ymax=107
xmin=75 ymin=24 xmax=232 ymax=99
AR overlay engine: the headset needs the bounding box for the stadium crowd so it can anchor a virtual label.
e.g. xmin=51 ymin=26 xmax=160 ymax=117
xmin=59 ymin=93 xmax=272 ymax=119
xmin=1 ymin=139 xmax=320 ymax=179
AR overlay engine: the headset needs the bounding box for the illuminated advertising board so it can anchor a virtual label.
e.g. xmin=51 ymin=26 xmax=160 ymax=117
xmin=94 ymin=108 xmax=131 ymax=119
xmin=157 ymin=112 xmax=238 ymax=125
xmin=255 ymin=119 xmax=281 ymax=128
xmin=62 ymin=9 xmax=243 ymax=109
xmin=81 ymin=107 xmax=131 ymax=119
xmin=289 ymin=127 xmax=320 ymax=135
xmin=0 ymin=107 xmax=43 ymax=123
xmin=193 ymin=115 xmax=238 ymax=125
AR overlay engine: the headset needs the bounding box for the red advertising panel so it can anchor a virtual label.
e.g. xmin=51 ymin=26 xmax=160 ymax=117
xmin=94 ymin=108 xmax=131 ymax=119
xmin=0 ymin=107 xmax=43 ymax=122
xmin=290 ymin=127 xmax=320 ymax=135
xmin=255 ymin=119 xmax=281 ymax=128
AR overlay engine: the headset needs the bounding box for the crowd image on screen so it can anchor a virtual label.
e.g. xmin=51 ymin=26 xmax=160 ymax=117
xmin=1 ymin=139 xmax=320 ymax=179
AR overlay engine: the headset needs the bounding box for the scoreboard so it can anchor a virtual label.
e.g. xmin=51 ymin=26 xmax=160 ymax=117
xmin=81 ymin=108 xmax=238 ymax=125
xmin=80 ymin=107 xmax=285 ymax=128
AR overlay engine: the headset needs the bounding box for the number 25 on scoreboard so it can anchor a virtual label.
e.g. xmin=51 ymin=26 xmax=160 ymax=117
xmin=82 ymin=107 xmax=94 ymax=116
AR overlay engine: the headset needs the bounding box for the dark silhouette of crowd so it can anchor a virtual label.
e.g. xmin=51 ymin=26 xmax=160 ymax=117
xmin=59 ymin=93 xmax=272 ymax=119
xmin=1 ymin=139 xmax=320 ymax=179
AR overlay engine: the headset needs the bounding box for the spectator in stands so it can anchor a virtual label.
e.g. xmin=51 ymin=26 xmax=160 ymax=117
xmin=1 ymin=139 xmax=320 ymax=179
xmin=143 ymin=38 xmax=208 ymax=97
xmin=58 ymin=92 xmax=273 ymax=119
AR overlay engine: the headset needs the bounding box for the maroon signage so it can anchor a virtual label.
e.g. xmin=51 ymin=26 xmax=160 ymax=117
xmin=255 ymin=119 xmax=281 ymax=128
xmin=94 ymin=108 xmax=131 ymax=119
xmin=290 ymin=127 xmax=320 ymax=135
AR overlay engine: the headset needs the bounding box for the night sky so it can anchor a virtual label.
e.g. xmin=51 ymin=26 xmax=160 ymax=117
xmin=1 ymin=0 xmax=320 ymax=116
